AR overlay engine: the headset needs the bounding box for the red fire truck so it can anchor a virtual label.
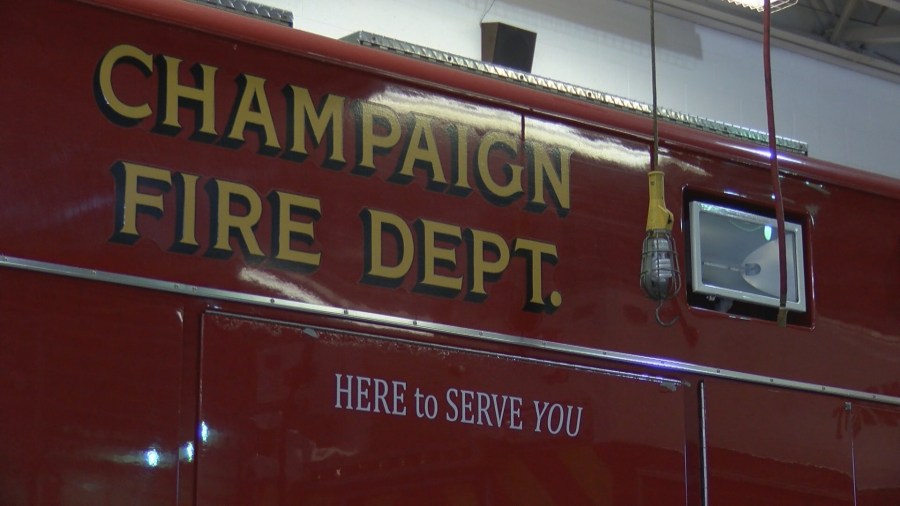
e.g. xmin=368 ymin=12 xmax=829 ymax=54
xmin=1 ymin=0 xmax=898 ymax=504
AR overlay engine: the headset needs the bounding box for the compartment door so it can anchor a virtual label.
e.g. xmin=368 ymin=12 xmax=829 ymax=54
xmin=196 ymin=311 xmax=689 ymax=505
xmin=705 ymin=380 xmax=855 ymax=505
xmin=853 ymin=403 xmax=900 ymax=506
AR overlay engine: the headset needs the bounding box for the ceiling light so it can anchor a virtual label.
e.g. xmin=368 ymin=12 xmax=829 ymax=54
xmin=722 ymin=0 xmax=797 ymax=12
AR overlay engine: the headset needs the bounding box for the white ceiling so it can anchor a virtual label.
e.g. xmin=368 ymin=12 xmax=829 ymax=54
xmin=636 ymin=0 xmax=900 ymax=82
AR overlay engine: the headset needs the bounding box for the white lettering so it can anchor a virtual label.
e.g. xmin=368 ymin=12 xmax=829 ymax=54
xmin=334 ymin=373 xmax=407 ymax=416
xmin=533 ymin=400 xmax=583 ymax=437
xmin=334 ymin=373 xmax=352 ymax=409
xmin=444 ymin=387 xmax=523 ymax=429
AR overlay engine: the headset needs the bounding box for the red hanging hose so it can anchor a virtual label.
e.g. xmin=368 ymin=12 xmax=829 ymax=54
xmin=763 ymin=0 xmax=789 ymax=326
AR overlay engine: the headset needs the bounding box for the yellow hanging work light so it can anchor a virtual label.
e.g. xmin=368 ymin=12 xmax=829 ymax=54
xmin=640 ymin=171 xmax=680 ymax=302
xmin=640 ymin=0 xmax=681 ymax=325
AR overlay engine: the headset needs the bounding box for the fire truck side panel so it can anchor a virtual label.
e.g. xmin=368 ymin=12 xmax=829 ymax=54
xmin=0 ymin=0 xmax=897 ymax=391
xmin=1 ymin=0 xmax=898 ymax=505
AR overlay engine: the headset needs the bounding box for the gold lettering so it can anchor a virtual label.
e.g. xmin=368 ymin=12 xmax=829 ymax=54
xmin=173 ymin=172 xmax=200 ymax=251
xmin=95 ymin=44 xmax=153 ymax=125
xmin=514 ymin=238 xmax=561 ymax=311
xmin=530 ymin=146 xmax=571 ymax=214
xmin=417 ymin=219 xmax=461 ymax=294
xmin=361 ymin=209 xmax=413 ymax=284
xmin=225 ymin=74 xmax=281 ymax=152
xmin=111 ymin=161 xmax=172 ymax=243
xmin=466 ymin=229 xmax=510 ymax=298
xmin=397 ymin=115 xmax=446 ymax=185
xmin=450 ymin=124 xmax=472 ymax=193
xmin=270 ymin=191 xmax=322 ymax=269
xmin=476 ymin=131 xmax=524 ymax=203
xmin=357 ymin=102 xmax=401 ymax=174
xmin=158 ymin=55 xmax=217 ymax=137
xmin=208 ymin=179 xmax=264 ymax=258
xmin=285 ymin=86 xmax=345 ymax=164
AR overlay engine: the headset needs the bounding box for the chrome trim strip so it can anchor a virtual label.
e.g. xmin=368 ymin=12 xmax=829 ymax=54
xmin=206 ymin=310 xmax=685 ymax=391
xmin=3 ymin=254 xmax=898 ymax=407
xmin=699 ymin=381 xmax=710 ymax=506
xmin=341 ymin=31 xmax=808 ymax=155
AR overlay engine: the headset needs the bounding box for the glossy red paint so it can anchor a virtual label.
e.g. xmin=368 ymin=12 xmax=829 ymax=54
xmin=1 ymin=0 xmax=898 ymax=504
xmin=704 ymin=380 xmax=855 ymax=505
xmin=0 ymin=269 xmax=187 ymax=505
xmin=197 ymin=312 xmax=687 ymax=505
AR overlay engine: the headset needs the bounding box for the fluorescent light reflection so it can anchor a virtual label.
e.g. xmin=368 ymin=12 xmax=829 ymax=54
xmin=238 ymin=268 xmax=328 ymax=305
xmin=145 ymin=448 xmax=160 ymax=468
xmin=181 ymin=442 xmax=195 ymax=462
xmin=95 ymin=447 xmax=173 ymax=468
xmin=200 ymin=421 xmax=210 ymax=444
xmin=367 ymin=89 xmax=708 ymax=176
